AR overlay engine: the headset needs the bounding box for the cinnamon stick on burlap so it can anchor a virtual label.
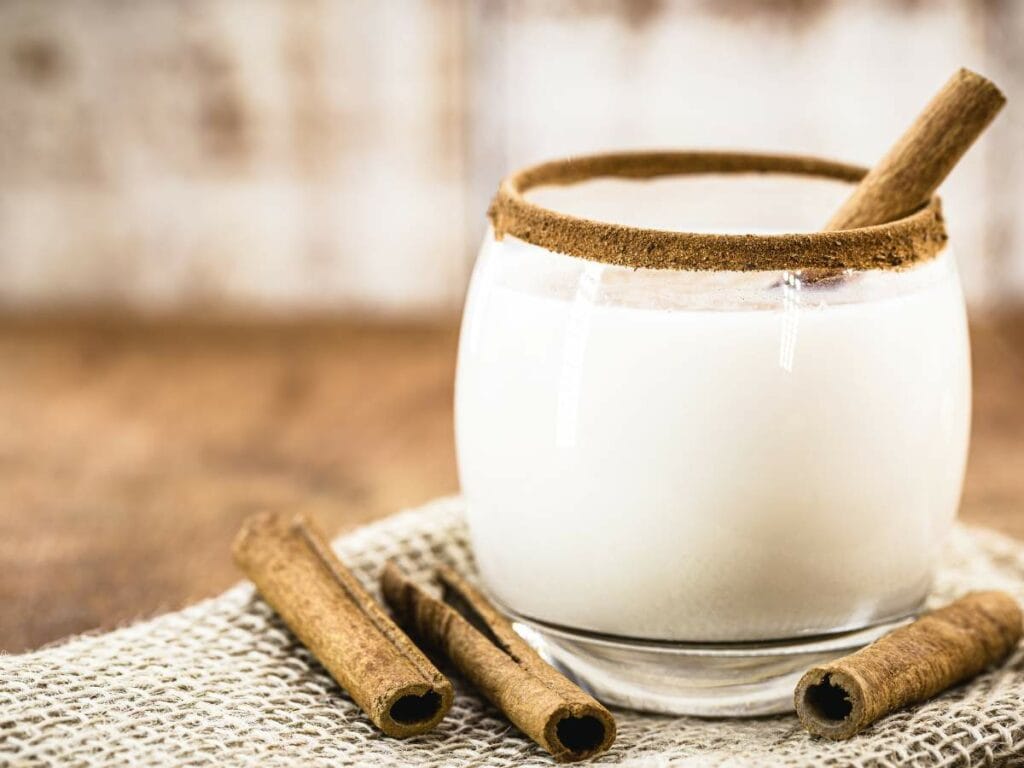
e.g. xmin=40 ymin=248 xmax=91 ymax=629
xmin=381 ymin=562 xmax=616 ymax=763
xmin=233 ymin=512 xmax=453 ymax=737
xmin=795 ymin=591 xmax=1022 ymax=740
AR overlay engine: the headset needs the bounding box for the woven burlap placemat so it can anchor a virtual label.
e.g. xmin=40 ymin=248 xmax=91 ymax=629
xmin=3 ymin=496 xmax=1023 ymax=767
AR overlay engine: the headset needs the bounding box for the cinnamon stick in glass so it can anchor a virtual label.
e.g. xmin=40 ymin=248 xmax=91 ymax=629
xmin=233 ymin=512 xmax=453 ymax=737
xmin=826 ymin=67 xmax=1005 ymax=231
xmin=797 ymin=67 xmax=1004 ymax=285
xmin=381 ymin=562 xmax=616 ymax=763
xmin=795 ymin=591 xmax=1022 ymax=740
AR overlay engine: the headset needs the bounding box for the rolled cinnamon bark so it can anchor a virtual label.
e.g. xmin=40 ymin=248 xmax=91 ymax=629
xmin=826 ymin=68 xmax=1005 ymax=231
xmin=795 ymin=591 xmax=1022 ymax=740
xmin=233 ymin=512 xmax=453 ymax=737
xmin=381 ymin=562 xmax=616 ymax=763
xmin=796 ymin=68 xmax=1005 ymax=285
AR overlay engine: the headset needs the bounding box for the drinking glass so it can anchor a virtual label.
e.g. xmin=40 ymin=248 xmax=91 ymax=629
xmin=455 ymin=152 xmax=970 ymax=715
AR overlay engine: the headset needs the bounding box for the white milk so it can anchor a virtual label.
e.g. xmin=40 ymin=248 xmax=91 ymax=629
xmin=456 ymin=235 xmax=970 ymax=642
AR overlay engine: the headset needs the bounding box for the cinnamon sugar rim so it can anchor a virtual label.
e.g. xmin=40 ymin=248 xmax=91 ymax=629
xmin=487 ymin=151 xmax=948 ymax=271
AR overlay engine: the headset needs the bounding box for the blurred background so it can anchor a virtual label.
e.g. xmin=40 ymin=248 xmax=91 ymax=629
xmin=3 ymin=0 xmax=1024 ymax=313
xmin=2 ymin=0 xmax=1023 ymax=653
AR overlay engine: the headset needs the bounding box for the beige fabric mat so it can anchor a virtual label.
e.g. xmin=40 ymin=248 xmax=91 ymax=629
xmin=3 ymin=496 xmax=1023 ymax=767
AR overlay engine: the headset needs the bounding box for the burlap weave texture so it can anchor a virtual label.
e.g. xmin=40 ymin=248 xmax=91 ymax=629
xmin=3 ymin=496 xmax=1023 ymax=767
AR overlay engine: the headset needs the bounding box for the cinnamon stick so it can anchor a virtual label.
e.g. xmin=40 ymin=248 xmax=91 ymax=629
xmin=381 ymin=562 xmax=616 ymax=763
xmin=826 ymin=67 xmax=1005 ymax=231
xmin=795 ymin=591 xmax=1022 ymax=740
xmin=233 ymin=512 xmax=453 ymax=737
xmin=792 ymin=68 xmax=1004 ymax=286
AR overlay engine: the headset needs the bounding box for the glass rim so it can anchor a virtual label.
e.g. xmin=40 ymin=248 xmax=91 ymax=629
xmin=488 ymin=151 xmax=948 ymax=272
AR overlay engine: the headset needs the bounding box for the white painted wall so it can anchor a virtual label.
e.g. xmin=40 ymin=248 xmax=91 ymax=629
xmin=0 ymin=0 xmax=1021 ymax=315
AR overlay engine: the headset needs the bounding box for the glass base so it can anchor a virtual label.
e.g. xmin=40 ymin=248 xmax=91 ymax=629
xmin=508 ymin=613 xmax=913 ymax=717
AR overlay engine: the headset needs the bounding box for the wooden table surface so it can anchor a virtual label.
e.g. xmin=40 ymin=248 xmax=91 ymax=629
xmin=2 ymin=311 xmax=1023 ymax=654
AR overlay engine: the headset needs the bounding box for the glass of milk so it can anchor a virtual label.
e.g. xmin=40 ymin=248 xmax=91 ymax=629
xmin=455 ymin=152 xmax=970 ymax=715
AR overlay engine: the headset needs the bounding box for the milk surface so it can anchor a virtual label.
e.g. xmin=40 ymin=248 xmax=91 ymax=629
xmin=456 ymin=235 xmax=970 ymax=642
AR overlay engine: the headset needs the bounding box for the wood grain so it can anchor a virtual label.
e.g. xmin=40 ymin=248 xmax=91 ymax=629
xmin=1 ymin=313 xmax=1023 ymax=654
xmin=0 ymin=317 xmax=460 ymax=653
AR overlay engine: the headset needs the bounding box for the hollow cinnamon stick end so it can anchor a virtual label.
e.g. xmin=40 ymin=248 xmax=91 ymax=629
xmin=373 ymin=563 xmax=455 ymax=737
xmin=377 ymin=679 xmax=455 ymax=738
xmin=796 ymin=591 xmax=1022 ymax=741
xmin=543 ymin=704 xmax=617 ymax=763
xmin=794 ymin=667 xmax=869 ymax=741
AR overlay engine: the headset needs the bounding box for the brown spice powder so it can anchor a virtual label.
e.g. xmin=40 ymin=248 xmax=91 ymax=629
xmin=488 ymin=151 xmax=948 ymax=272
